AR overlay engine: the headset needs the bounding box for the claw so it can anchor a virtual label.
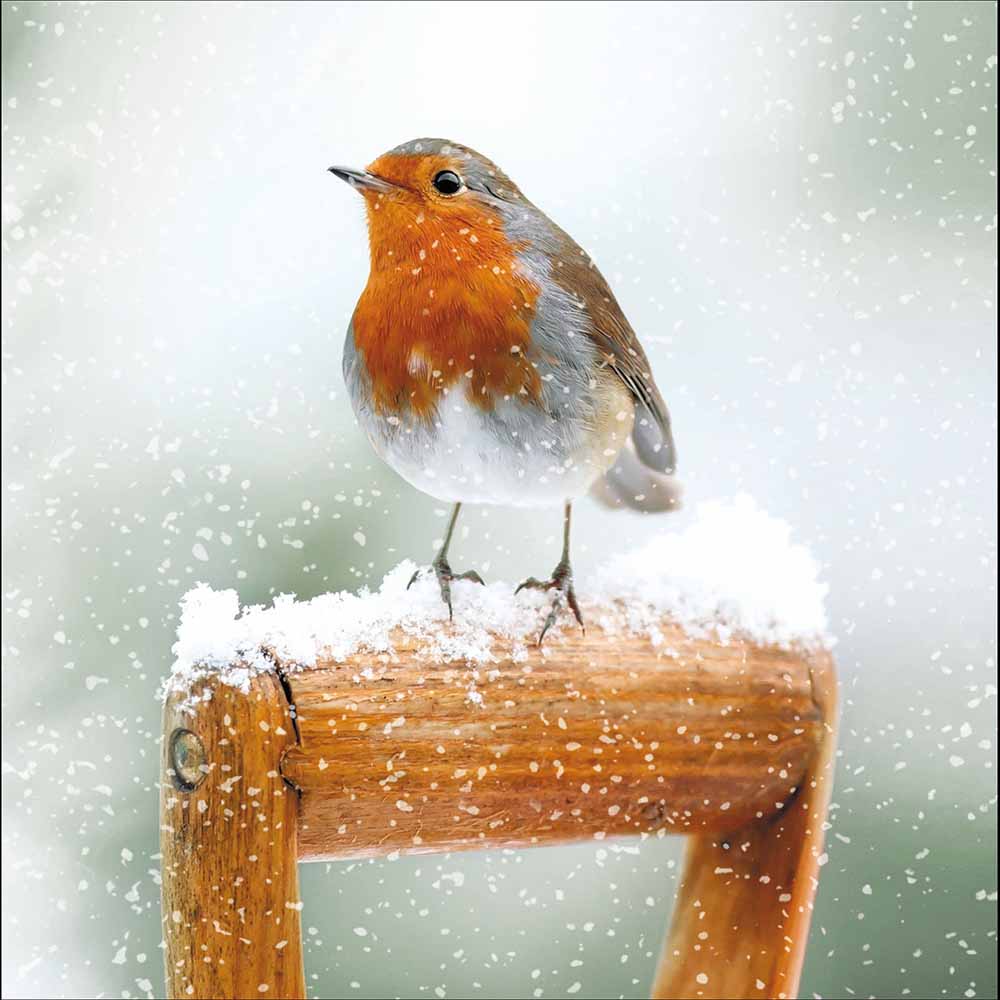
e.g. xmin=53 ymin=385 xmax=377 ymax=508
xmin=408 ymin=558 xmax=485 ymax=620
xmin=515 ymin=560 xmax=585 ymax=645
xmin=565 ymin=586 xmax=584 ymax=630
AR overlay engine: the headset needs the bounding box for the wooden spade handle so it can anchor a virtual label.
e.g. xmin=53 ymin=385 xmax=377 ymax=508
xmin=160 ymin=674 xmax=306 ymax=1000
xmin=160 ymin=622 xmax=836 ymax=999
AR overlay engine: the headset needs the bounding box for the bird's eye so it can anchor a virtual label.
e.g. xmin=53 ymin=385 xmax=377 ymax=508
xmin=432 ymin=170 xmax=462 ymax=196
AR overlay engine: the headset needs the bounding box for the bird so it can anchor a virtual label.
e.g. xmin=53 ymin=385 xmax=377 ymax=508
xmin=331 ymin=138 xmax=679 ymax=642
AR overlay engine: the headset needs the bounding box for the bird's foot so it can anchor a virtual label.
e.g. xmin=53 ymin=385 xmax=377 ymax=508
xmin=407 ymin=557 xmax=484 ymax=621
xmin=515 ymin=559 xmax=585 ymax=645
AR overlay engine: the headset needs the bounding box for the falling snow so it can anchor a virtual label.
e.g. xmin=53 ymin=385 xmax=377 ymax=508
xmin=2 ymin=3 xmax=995 ymax=999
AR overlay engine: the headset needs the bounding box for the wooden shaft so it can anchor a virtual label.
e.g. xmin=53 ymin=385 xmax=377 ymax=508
xmin=160 ymin=674 xmax=306 ymax=1000
xmin=279 ymin=623 xmax=830 ymax=863
xmin=652 ymin=654 xmax=838 ymax=999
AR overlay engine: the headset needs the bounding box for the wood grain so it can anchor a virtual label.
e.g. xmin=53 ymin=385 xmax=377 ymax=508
xmin=160 ymin=674 xmax=305 ymax=1000
xmin=652 ymin=653 xmax=838 ymax=999
xmin=278 ymin=623 xmax=830 ymax=863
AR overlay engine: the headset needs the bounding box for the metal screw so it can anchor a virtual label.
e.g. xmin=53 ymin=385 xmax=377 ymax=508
xmin=169 ymin=728 xmax=206 ymax=792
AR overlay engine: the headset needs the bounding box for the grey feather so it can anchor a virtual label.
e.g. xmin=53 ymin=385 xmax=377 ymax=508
xmin=632 ymin=399 xmax=677 ymax=475
xmin=591 ymin=438 xmax=683 ymax=513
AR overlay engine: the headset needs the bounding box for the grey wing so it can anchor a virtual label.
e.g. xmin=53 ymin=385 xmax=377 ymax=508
xmin=342 ymin=317 xmax=375 ymax=421
xmin=552 ymin=228 xmax=677 ymax=478
xmin=626 ymin=377 xmax=677 ymax=476
xmin=573 ymin=269 xmax=681 ymax=512
xmin=342 ymin=319 xmax=360 ymax=396
xmin=587 ymin=306 xmax=677 ymax=476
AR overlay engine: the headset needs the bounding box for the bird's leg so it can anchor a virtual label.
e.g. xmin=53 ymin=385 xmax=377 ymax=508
xmin=407 ymin=502 xmax=484 ymax=620
xmin=515 ymin=501 xmax=585 ymax=644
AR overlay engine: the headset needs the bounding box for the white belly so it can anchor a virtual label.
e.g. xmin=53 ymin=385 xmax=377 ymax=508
xmin=363 ymin=389 xmax=632 ymax=508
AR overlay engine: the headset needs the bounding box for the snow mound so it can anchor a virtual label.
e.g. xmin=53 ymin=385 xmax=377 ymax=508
xmin=165 ymin=495 xmax=831 ymax=699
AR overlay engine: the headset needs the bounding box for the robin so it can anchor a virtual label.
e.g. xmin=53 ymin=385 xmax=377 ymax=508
xmin=331 ymin=138 xmax=679 ymax=642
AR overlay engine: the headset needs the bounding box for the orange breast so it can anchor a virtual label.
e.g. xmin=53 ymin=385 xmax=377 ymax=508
xmin=352 ymin=189 xmax=543 ymax=420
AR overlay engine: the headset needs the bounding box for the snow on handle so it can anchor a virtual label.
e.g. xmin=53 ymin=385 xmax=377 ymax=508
xmin=166 ymin=494 xmax=831 ymax=699
xmin=159 ymin=493 xmax=838 ymax=1000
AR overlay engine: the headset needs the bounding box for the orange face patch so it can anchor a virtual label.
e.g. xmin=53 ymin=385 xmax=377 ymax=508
xmin=350 ymin=155 xmax=542 ymax=420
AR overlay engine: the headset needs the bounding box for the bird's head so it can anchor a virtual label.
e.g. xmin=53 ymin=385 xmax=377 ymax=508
xmin=329 ymin=138 xmax=534 ymax=274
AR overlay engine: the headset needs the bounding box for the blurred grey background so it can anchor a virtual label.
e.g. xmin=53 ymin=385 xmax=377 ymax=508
xmin=2 ymin=2 xmax=996 ymax=997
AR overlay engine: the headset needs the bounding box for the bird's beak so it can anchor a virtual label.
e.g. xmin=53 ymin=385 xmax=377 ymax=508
xmin=328 ymin=166 xmax=396 ymax=194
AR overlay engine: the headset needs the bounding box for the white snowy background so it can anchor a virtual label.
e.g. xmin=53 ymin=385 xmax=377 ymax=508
xmin=2 ymin=2 xmax=996 ymax=998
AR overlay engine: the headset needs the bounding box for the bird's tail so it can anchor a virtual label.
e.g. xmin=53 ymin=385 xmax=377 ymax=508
xmin=591 ymin=427 xmax=682 ymax=513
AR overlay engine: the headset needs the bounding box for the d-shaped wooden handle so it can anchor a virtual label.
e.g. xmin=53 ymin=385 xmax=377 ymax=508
xmin=160 ymin=622 xmax=836 ymax=1000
